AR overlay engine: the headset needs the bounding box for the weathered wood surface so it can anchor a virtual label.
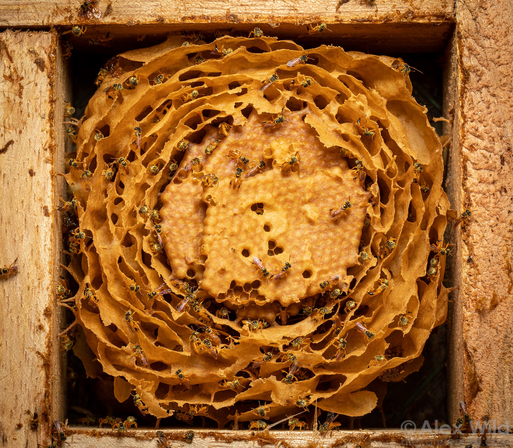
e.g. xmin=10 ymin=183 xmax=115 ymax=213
xmin=61 ymin=428 xmax=511 ymax=447
xmin=0 ymin=0 xmax=455 ymax=53
xmin=443 ymin=31 xmax=465 ymax=426
xmin=457 ymin=0 xmax=513 ymax=426
xmin=0 ymin=0 xmax=453 ymax=26
xmin=0 ymin=30 xmax=67 ymax=448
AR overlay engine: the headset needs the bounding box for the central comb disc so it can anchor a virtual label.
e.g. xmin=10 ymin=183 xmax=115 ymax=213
xmin=160 ymin=110 xmax=370 ymax=306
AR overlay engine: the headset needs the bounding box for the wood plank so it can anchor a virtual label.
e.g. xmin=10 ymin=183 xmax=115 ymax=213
xmin=457 ymin=0 xmax=513 ymax=425
xmin=0 ymin=0 xmax=454 ymax=26
xmin=0 ymin=0 xmax=455 ymax=52
xmin=61 ymin=428 xmax=512 ymax=447
xmin=0 ymin=30 xmax=67 ymax=448
xmin=443 ymin=28 xmax=464 ymax=426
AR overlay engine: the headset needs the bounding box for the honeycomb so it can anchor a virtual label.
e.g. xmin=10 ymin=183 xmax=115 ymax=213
xmin=63 ymin=34 xmax=451 ymax=427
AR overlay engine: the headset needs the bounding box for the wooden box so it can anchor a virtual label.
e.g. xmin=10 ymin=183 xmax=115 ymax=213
xmin=1 ymin=1 xmax=512 ymax=446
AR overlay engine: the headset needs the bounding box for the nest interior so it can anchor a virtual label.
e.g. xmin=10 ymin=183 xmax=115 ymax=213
xmin=60 ymin=34 xmax=451 ymax=429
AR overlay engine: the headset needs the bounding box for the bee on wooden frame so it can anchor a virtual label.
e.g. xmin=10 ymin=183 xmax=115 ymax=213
xmin=249 ymin=420 xmax=268 ymax=431
xmin=1 ymin=257 xmax=18 ymax=279
xmin=288 ymin=418 xmax=307 ymax=430
xmin=307 ymin=23 xmax=332 ymax=34
xmin=57 ymin=197 xmax=77 ymax=212
xmin=63 ymin=25 xmax=87 ymax=38
xmin=248 ymin=27 xmax=264 ymax=38
xmin=318 ymin=412 xmax=341 ymax=434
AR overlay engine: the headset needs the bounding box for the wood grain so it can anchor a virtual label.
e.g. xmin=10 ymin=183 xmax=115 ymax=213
xmin=0 ymin=30 xmax=67 ymax=448
xmin=0 ymin=0 xmax=454 ymax=26
xmin=443 ymin=31 xmax=465 ymax=426
xmin=60 ymin=428 xmax=511 ymax=447
xmin=0 ymin=0 xmax=455 ymax=53
xmin=457 ymin=0 xmax=513 ymax=426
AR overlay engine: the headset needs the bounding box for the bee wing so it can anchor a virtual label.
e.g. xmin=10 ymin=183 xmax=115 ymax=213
xmin=287 ymin=58 xmax=299 ymax=67
xmin=177 ymin=297 xmax=189 ymax=312
xmin=289 ymin=361 xmax=299 ymax=375
xmin=325 ymin=411 xmax=338 ymax=424
xmin=355 ymin=321 xmax=366 ymax=332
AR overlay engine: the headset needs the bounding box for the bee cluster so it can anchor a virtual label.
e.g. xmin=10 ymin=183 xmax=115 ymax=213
xmin=59 ymin=33 xmax=451 ymax=428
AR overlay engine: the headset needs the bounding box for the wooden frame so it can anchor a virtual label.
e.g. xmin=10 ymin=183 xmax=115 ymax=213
xmin=1 ymin=1 xmax=512 ymax=446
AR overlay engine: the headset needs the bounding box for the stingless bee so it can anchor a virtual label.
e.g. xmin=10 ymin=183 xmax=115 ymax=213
xmin=254 ymin=404 xmax=271 ymax=417
xmin=261 ymin=73 xmax=279 ymax=91
xmin=357 ymin=118 xmax=375 ymax=138
xmin=182 ymin=90 xmax=199 ymax=102
xmin=230 ymin=167 xmax=244 ymax=189
xmin=106 ymin=83 xmax=123 ymax=100
xmin=307 ymin=23 xmax=332 ymax=33
xmin=252 ymin=257 xmax=270 ymax=278
xmin=263 ymin=110 xmax=287 ymax=128
xmin=242 ymin=319 xmax=269 ymax=331
xmin=212 ymin=44 xmax=233 ymax=57
xmin=248 ymin=27 xmax=264 ymax=38
xmin=430 ymin=239 xmax=454 ymax=257
xmin=1 ymin=258 xmax=19 ymax=278
xmin=281 ymin=361 xmax=300 ymax=384
xmin=272 ymin=261 xmax=292 ymax=280
xmin=205 ymin=139 xmax=221 ymax=156
xmin=246 ymin=160 xmax=266 ymax=178
xmin=249 ymin=420 xmax=267 ymax=431
xmin=318 ymin=411 xmax=341 ymax=434
xmin=392 ymin=58 xmax=423 ymax=75
xmin=218 ymin=122 xmax=232 ymax=137
xmin=64 ymin=102 xmax=75 ymax=117
xmin=329 ymin=200 xmax=351 ymax=220
xmin=320 ymin=274 xmax=340 ymax=291
xmin=367 ymin=278 xmax=389 ymax=296
xmin=288 ymin=418 xmax=307 ymax=430
xmin=200 ymin=173 xmax=218 ymax=188
xmin=333 ymin=337 xmax=347 ymax=361
xmin=344 ymin=299 xmax=356 ymax=313
xmin=355 ymin=321 xmax=374 ymax=340
xmin=63 ymin=25 xmax=87 ymax=38
xmin=287 ymin=54 xmax=309 ymax=67
xmin=280 ymin=151 xmax=300 ymax=174
xmin=131 ymin=391 xmax=149 ymax=415
xmin=131 ymin=344 xmax=148 ymax=367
